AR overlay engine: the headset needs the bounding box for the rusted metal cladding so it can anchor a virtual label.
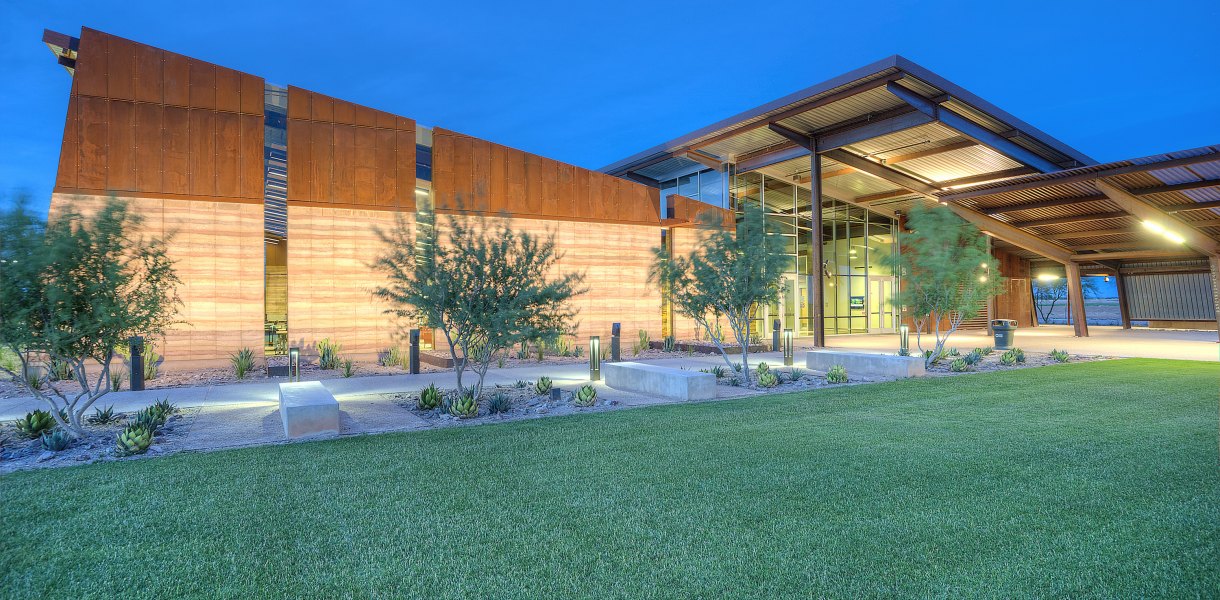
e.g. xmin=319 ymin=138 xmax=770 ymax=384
xmin=431 ymin=128 xmax=661 ymax=224
xmin=992 ymin=247 xmax=1034 ymax=326
xmin=284 ymin=86 xmax=416 ymax=210
xmin=54 ymin=27 xmax=264 ymax=202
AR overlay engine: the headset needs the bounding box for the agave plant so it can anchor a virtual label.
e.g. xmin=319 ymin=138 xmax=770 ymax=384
xmin=963 ymin=350 xmax=983 ymax=366
xmin=826 ymin=365 xmax=848 ymax=384
xmin=132 ymin=406 xmax=167 ymax=432
xmin=231 ymin=347 xmax=256 ymax=379
xmin=115 ymin=424 xmax=153 ymax=457
xmin=153 ymin=398 xmax=178 ymax=416
xmin=573 ymin=384 xmax=597 ymax=407
xmin=757 ymin=362 xmax=770 ymax=374
xmin=47 ymin=358 xmax=73 ymax=382
xmin=89 ymin=405 xmax=118 ymax=425
xmin=41 ymin=430 xmax=72 ymax=452
xmin=14 ymin=410 xmax=56 ymax=439
xmin=757 ymin=370 xmax=779 ymax=388
xmin=662 ymin=335 xmax=676 ymax=352
xmin=380 ymin=347 xmax=404 ymax=368
xmin=1050 ymin=349 xmax=1071 ymax=363
xmin=317 ymin=338 xmax=342 ymax=370
xmin=1012 ymin=348 xmax=1026 ymax=363
xmin=449 ymin=392 xmax=479 ymax=418
xmin=949 ymin=358 xmax=970 ymax=372
xmin=534 ymin=377 xmax=553 ymax=395
xmin=417 ymin=383 xmax=442 ymax=410
xmin=341 ymin=359 xmax=355 ymax=378
xmin=110 ymin=368 xmax=126 ymax=391
xmin=488 ymin=393 xmax=511 ymax=414
xmin=710 ymin=365 xmax=726 ymax=379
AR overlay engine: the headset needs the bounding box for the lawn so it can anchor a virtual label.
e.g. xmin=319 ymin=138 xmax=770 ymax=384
xmin=2 ymin=359 xmax=1218 ymax=598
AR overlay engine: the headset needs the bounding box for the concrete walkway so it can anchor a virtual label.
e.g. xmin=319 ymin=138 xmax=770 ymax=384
xmin=813 ymin=325 xmax=1218 ymax=362
xmin=0 ymin=350 xmax=776 ymax=420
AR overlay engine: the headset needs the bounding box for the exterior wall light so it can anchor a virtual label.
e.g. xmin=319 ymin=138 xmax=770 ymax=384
xmin=589 ymin=336 xmax=601 ymax=381
xmin=782 ymin=329 xmax=794 ymax=366
xmin=289 ymin=346 xmax=300 ymax=382
xmin=899 ymin=325 xmax=910 ymax=356
xmin=1037 ymin=274 xmax=1060 ymax=282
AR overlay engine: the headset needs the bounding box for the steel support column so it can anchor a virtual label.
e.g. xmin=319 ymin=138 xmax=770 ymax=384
xmin=1114 ymin=272 xmax=1132 ymax=330
xmin=1065 ymin=262 xmax=1089 ymax=337
xmin=810 ymin=152 xmax=826 ymax=347
xmin=1210 ymin=255 xmax=1220 ymax=342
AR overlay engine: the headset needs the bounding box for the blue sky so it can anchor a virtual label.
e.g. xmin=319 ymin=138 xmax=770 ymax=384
xmin=2 ymin=0 xmax=1218 ymax=216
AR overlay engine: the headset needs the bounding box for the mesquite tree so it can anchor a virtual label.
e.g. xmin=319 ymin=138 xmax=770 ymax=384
xmin=374 ymin=212 xmax=585 ymax=399
xmin=649 ymin=204 xmax=787 ymax=384
xmin=883 ymin=204 xmax=1005 ymax=366
xmin=0 ymin=197 xmax=180 ymax=437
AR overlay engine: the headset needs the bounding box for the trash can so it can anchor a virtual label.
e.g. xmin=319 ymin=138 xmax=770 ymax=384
xmin=992 ymin=319 xmax=1017 ymax=349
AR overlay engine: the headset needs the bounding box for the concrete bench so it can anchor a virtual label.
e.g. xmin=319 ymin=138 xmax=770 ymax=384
xmin=604 ymin=362 xmax=717 ymax=401
xmin=278 ymin=381 xmax=340 ymax=439
xmin=806 ymin=350 xmax=926 ymax=379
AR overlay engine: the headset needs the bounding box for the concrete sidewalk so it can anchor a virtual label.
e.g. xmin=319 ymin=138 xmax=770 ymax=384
xmin=0 ymin=350 xmax=779 ymax=419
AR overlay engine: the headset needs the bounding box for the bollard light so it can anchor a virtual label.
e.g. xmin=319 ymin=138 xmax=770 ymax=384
xmin=408 ymin=329 xmax=421 ymax=374
xmin=899 ymin=325 xmax=910 ymax=356
xmin=589 ymin=336 xmax=601 ymax=381
xmin=289 ymin=346 xmax=300 ymax=382
xmin=610 ymin=322 xmax=621 ymax=362
xmin=772 ymin=319 xmax=781 ymax=352
xmin=783 ymin=329 xmax=794 ymax=366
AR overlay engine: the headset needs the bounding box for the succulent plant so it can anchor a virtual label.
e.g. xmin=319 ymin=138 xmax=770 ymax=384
xmin=949 ymin=358 xmax=970 ymax=372
xmin=231 ymin=347 xmax=256 ymax=379
xmin=756 ymin=362 xmax=770 ymax=374
xmin=999 ymin=351 xmax=1017 ymax=366
xmin=757 ymin=370 xmax=779 ymax=388
xmin=153 ymin=398 xmax=178 ymax=416
xmin=514 ymin=379 xmax=529 ymax=389
xmin=115 ymin=424 xmax=153 ymax=456
xmin=316 ymin=338 xmax=343 ymax=370
xmin=418 ymin=383 xmax=442 ymax=410
xmin=341 ymin=359 xmax=355 ymax=378
xmin=488 ymin=393 xmax=511 ymax=414
xmin=826 ymin=365 xmax=848 ymax=384
xmin=41 ymin=430 xmax=72 ymax=452
xmin=1012 ymin=348 xmax=1026 ymax=363
xmin=110 ymin=368 xmax=126 ymax=391
xmin=132 ymin=406 xmax=167 ymax=432
xmin=947 ymin=348 xmax=961 ymax=357
xmin=1050 ymin=349 xmax=1070 ymax=363
xmin=981 ymin=346 xmax=994 ymax=355
xmin=662 ymin=335 xmax=676 ymax=352
xmin=449 ymin=392 xmax=479 ymax=418
xmin=963 ymin=350 xmax=983 ymax=366
xmin=534 ymin=377 xmax=553 ymax=395
xmin=573 ymin=384 xmax=597 ymax=407
xmin=709 ymin=365 xmax=726 ymax=379
xmin=89 ymin=405 xmax=118 ymax=425
xmin=786 ymin=367 xmax=804 ymax=381
xmin=14 ymin=410 xmax=56 ymax=439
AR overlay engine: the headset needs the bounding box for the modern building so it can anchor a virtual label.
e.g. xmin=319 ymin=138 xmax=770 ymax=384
xmin=41 ymin=27 xmax=1220 ymax=366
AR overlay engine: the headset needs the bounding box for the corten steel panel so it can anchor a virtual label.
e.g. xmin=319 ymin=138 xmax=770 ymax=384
xmin=311 ymin=92 xmax=334 ymax=122
xmin=355 ymin=105 xmax=376 ymax=128
xmin=239 ymin=73 xmax=262 ymax=115
xmin=133 ymin=42 xmax=163 ymax=104
xmin=310 ymin=121 xmax=333 ymax=203
xmin=106 ymin=100 xmax=136 ymax=191
xmin=557 ymin=163 xmax=574 ymax=219
xmin=333 ymin=99 xmax=355 ymax=125
xmin=188 ymin=110 xmax=217 ymax=196
xmin=106 ymin=36 xmax=136 ymax=102
xmin=188 ymin=60 xmax=217 ymax=110
xmin=507 ymin=145 xmax=526 ymax=211
xmin=472 ymin=138 xmax=491 ymax=213
xmin=453 ymin=134 xmax=473 ymax=210
xmin=431 ymin=131 xmax=453 ymax=209
xmin=74 ymin=29 xmax=108 ymax=98
xmin=374 ymin=128 xmax=397 ymax=207
xmin=287 ymin=86 xmax=311 ymax=120
xmin=239 ymin=114 xmax=263 ymax=199
xmin=77 ymin=96 xmax=110 ymax=190
xmin=375 ymin=109 xmax=396 ymax=130
xmin=540 ymin=157 xmax=559 ymax=217
xmin=286 ymin=119 xmax=313 ymax=201
xmin=215 ymin=67 xmax=241 ymax=114
xmin=488 ymin=142 xmax=507 ymax=213
xmin=523 ymin=153 xmax=542 ymax=216
xmin=215 ymin=112 xmax=241 ymax=197
xmin=332 ymin=124 xmax=356 ymax=203
xmin=162 ymin=52 xmax=190 ymax=107
xmin=133 ymin=102 xmax=163 ymax=192
xmin=56 ymin=100 xmax=79 ymax=189
xmin=394 ymin=128 xmax=415 ymax=209
xmin=353 ymin=126 xmax=376 ymax=206
xmin=162 ymin=106 xmax=190 ymax=194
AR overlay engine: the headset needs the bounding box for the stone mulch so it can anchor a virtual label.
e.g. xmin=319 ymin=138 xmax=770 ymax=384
xmin=0 ymin=406 xmax=197 ymax=474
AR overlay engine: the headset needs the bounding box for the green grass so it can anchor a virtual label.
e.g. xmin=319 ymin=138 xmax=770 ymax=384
xmin=2 ymin=359 xmax=1218 ymax=598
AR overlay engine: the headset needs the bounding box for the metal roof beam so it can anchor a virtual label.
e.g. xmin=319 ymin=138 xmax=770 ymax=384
xmin=1164 ymin=200 xmax=1220 ymax=213
xmin=1069 ymin=250 xmax=1200 ymax=261
xmin=1045 ymin=227 xmax=1136 ymax=240
xmin=678 ymin=151 xmax=723 ymax=170
xmin=1094 ymin=179 xmax=1220 ymax=255
xmin=1011 ymin=211 xmax=1131 ymax=228
xmin=982 ymin=194 xmax=1109 ymax=215
xmin=813 ymin=110 xmax=933 ymax=153
xmin=1131 ymin=178 xmax=1220 ymax=195
xmin=820 ymin=149 xmax=940 ymax=196
xmin=620 ymin=172 xmax=660 ymax=187
xmin=940 ymin=149 xmax=1220 ymax=202
xmin=886 ymin=82 xmax=1061 ymax=173
xmin=937 ymin=167 xmax=1037 ymax=189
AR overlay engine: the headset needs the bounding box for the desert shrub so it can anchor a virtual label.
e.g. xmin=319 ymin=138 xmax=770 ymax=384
xmin=574 ymin=384 xmax=597 ymax=407
xmin=89 ymin=405 xmax=118 ymax=425
xmin=341 ymin=359 xmax=355 ymax=378
xmin=1050 ymin=349 xmax=1070 ymax=363
xmin=488 ymin=393 xmax=511 ymax=414
xmin=380 ymin=346 xmax=404 ymax=368
xmin=317 ymin=338 xmax=342 ymax=370
xmin=418 ymin=383 xmax=442 ymax=410
xmin=114 ymin=424 xmax=153 ymax=456
xmin=534 ymin=377 xmax=553 ymax=395
xmin=949 ymin=358 xmax=970 ymax=372
xmin=662 ymin=336 xmax=676 ymax=352
xmin=13 ymin=410 xmax=56 ymax=438
xmin=449 ymin=392 xmax=479 ymax=418
xmin=41 ymin=430 xmax=72 ymax=452
xmin=633 ymin=330 xmax=650 ymax=356
xmin=826 ymin=365 xmax=848 ymax=384
xmin=757 ymin=370 xmax=779 ymax=388
xmin=48 ymin=358 xmax=73 ymax=382
xmin=231 ymin=347 xmax=255 ymax=379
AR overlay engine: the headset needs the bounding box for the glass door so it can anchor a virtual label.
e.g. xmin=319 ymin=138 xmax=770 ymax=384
xmin=868 ymin=276 xmax=896 ymax=332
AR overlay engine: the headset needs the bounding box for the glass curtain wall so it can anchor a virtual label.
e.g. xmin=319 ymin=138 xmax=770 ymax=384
xmin=729 ymin=170 xmax=899 ymax=340
xmin=263 ymin=84 xmax=289 ymax=356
